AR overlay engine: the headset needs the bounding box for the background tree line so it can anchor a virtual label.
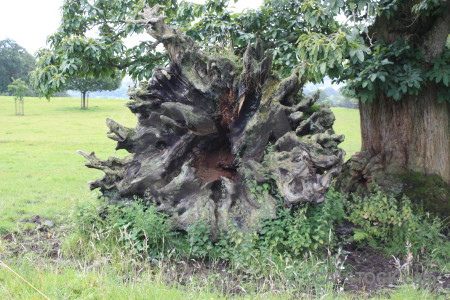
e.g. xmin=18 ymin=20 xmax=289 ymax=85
xmin=0 ymin=38 xmax=121 ymax=106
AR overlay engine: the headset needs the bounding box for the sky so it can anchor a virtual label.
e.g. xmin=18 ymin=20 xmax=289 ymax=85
xmin=0 ymin=0 xmax=63 ymax=55
xmin=0 ymin=0 xmax=263 ymax=56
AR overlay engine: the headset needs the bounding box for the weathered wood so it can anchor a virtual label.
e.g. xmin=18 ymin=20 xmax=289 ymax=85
xmin=80 ymin=5 xmax=345 ymax=234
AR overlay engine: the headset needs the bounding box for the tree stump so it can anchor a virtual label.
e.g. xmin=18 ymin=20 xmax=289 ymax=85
xmin=79 ymin=5 xmax=345 ymax=235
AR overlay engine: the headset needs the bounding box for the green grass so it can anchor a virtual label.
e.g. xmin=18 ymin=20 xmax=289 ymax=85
xmin=0 ymin=259 xmax=228 ymax=300
xmin=0 ymin=96 xmax=136 ymax=233
xmin=0 ymin=97 xmax=361 ymax=233
xmin=332 ymin=107 xmax=361 ymax=159
xmin=0 ymin=97 xmax=376 ymax=299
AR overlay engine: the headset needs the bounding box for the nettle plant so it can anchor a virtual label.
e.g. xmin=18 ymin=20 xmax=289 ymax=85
xmin=345 ymin=188 xmax=447 ymax=257
xmin=186 ymin=188 xmax=346 ymax=262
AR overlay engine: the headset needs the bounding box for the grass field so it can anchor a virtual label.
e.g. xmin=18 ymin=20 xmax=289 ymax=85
xmin=332 ymin=107 xmax=361 ymax=159
xmin=0 ymin=97 xmax=136 ymax=233
xmin=0 ymin=96 xmax=361 ymax=234
xmin=5 ymin=96 xmax=425 ymax=299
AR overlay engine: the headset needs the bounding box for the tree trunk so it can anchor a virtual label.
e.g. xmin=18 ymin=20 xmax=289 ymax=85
xmin=81 ymin=91 xmax=87 ymax=109
xmin=360 ymin=87 xmax=449 ymax=182
xmin=336 ymin=87 xmax=449 ymax=192
xmin=78 ymin=5 xmax=345 ymax=235
xmin=335 ymin=88 xmax=450 ymax=217
xmin=335 ymin=1 xmax=450 ymax=201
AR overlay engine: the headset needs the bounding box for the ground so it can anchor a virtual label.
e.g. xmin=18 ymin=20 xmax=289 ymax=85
xmin=0 ymin=96 xmax=447 ymax=299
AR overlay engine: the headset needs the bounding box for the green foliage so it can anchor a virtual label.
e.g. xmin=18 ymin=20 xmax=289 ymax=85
xmin=257 ymin=188 xmax=345 ymax=257
xmin=185 ymin=188 xmax=346 ymax=266
xmin=32 ymin=0 xmax=450 ymax=104
xmin=344 ymin=40 xmax=426 ymax=102
xmin=7 ymin=78 xmax=29 ymax=101
xmin=295 ymin=1 xmax=450 ymax=103
xmin=30 ymin=0 xmax=230 ymax=97
xmin=187 ymin=221 xmax=214 ymax=258
xmin=345 ymin=189 xmax=447 ymax=258
xmin=73 ymin=198 xmax=176 ymax=257
xmin=426 ymin=46 xmax=450 ymax=102
xmin=0 ymin=39 xmax=35 ymax=94
xmin=297 ymin=29 xmax=370 ymax=83
xmin=65 ymin=75 xmax=122 ymax=94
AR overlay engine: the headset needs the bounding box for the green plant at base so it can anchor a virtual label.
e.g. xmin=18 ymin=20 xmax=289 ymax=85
xmin=258 ymin=188 xmax=345 ymax=257
xmin=345 ymin=188 xmax=447 ymax=258
xmin=72 ymin=198 xmax=177 ymax=258
xmin=187 ymin=221 xmax=214 ymax=259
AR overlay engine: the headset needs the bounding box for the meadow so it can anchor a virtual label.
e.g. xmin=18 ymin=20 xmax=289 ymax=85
xmin=0 ymin=97 xmax=136 ymax=234
xmin=0 ymin=97 xmax=360 ymax=234
xmin=3 ymin=96 xmax=442 ymax=299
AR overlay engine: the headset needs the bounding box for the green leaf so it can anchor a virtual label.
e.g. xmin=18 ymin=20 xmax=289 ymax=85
xmin=319 ymin=62 xmax=326 ymax=74
xmin=356 ymin=49 xmax=364 ymax=62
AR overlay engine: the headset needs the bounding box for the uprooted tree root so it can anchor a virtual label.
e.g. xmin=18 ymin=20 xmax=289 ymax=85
xmin=79 ymin=5 xmax=345 ymax=235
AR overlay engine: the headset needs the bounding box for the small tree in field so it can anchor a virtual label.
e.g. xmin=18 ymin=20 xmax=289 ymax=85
xmin=65 ymin=76 xmax=122 ymax=109
xmin=8 ymin=78 xmax=28 ymax=115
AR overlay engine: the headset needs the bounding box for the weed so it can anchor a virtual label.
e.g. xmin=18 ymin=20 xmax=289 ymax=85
xmin=187 ymin=221 xmax=214 ymax=259
xmin=69 ymin=198 xmax=177 ymax=259
xmin=345 ymin=188 xmax=448 ymax=259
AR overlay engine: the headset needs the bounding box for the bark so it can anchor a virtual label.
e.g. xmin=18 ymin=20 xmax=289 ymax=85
xmin=336 ymin=1 xmax=450 ymax=196
xmin=79 ymin=6 xmax=345 ymax=235
xmin=336 ymin=88 xmax=450 ymax=195
xmin=81 ymin=91 xmax=87 ymax=109
xmin=360 ymin=88 xmax=449 ymax=180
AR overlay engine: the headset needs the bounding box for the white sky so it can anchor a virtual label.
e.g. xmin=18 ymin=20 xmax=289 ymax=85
xmin=0 ymin=0 xmax=263 ymax=56
xmin=0 ymin=0 xmax=63 ymax=55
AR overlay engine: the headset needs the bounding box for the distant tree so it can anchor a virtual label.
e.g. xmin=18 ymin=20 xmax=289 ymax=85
xmin=335 ymin=95 xmax=358 ymax=109
xmin=8 ymin=78 xmax=29 ymax=115
xmin=317 ymin=89 xmax=333 ymax=106
xmin=0 ymin=39 xmax=35 ymax=94
xmin=65 ymin=76 xmax=122 ymax=109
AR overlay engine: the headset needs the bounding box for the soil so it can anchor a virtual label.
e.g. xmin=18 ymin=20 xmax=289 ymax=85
xmin=191 ymin=146 xmax=237 ymax=182
xmin=335 ymin=222 xmax=449 ymax=296
xmin=1 ymin=215 xmax=63 ymax=260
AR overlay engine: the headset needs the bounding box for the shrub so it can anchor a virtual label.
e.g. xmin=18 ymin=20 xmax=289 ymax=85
xmin=257 ymin=188 xmax=345 ymax=257
xmin=70 ymin=189 xmax=348 ymax=268
xmin=345 ymin=188 xmax=447 ymax=258
xmin=187 ymin=221 xmax=214 ymax=259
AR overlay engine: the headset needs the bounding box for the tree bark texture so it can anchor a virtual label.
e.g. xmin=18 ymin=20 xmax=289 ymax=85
xmin=360 ymin=88 xmax=449 ymax=181
xmin=336 ymin=1 xmax=450 ymax=195
xmin=79 ymin=5 xmax=345 ymax=235
xmin=336 ymin=88 xmax=450 ymax=195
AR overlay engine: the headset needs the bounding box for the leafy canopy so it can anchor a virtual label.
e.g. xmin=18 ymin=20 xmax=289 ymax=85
xmin=31 ymin=0 xmax=227 ymax=97
xmin=65 ymin=75 xmax=122 ymax=94
xmin=0 ymin=39 xmax=35 ymax=94
xmin=7 ymin=78 xmax=29 ymax=101
xmin=33 ymin=0 xmax=450 ymax=103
